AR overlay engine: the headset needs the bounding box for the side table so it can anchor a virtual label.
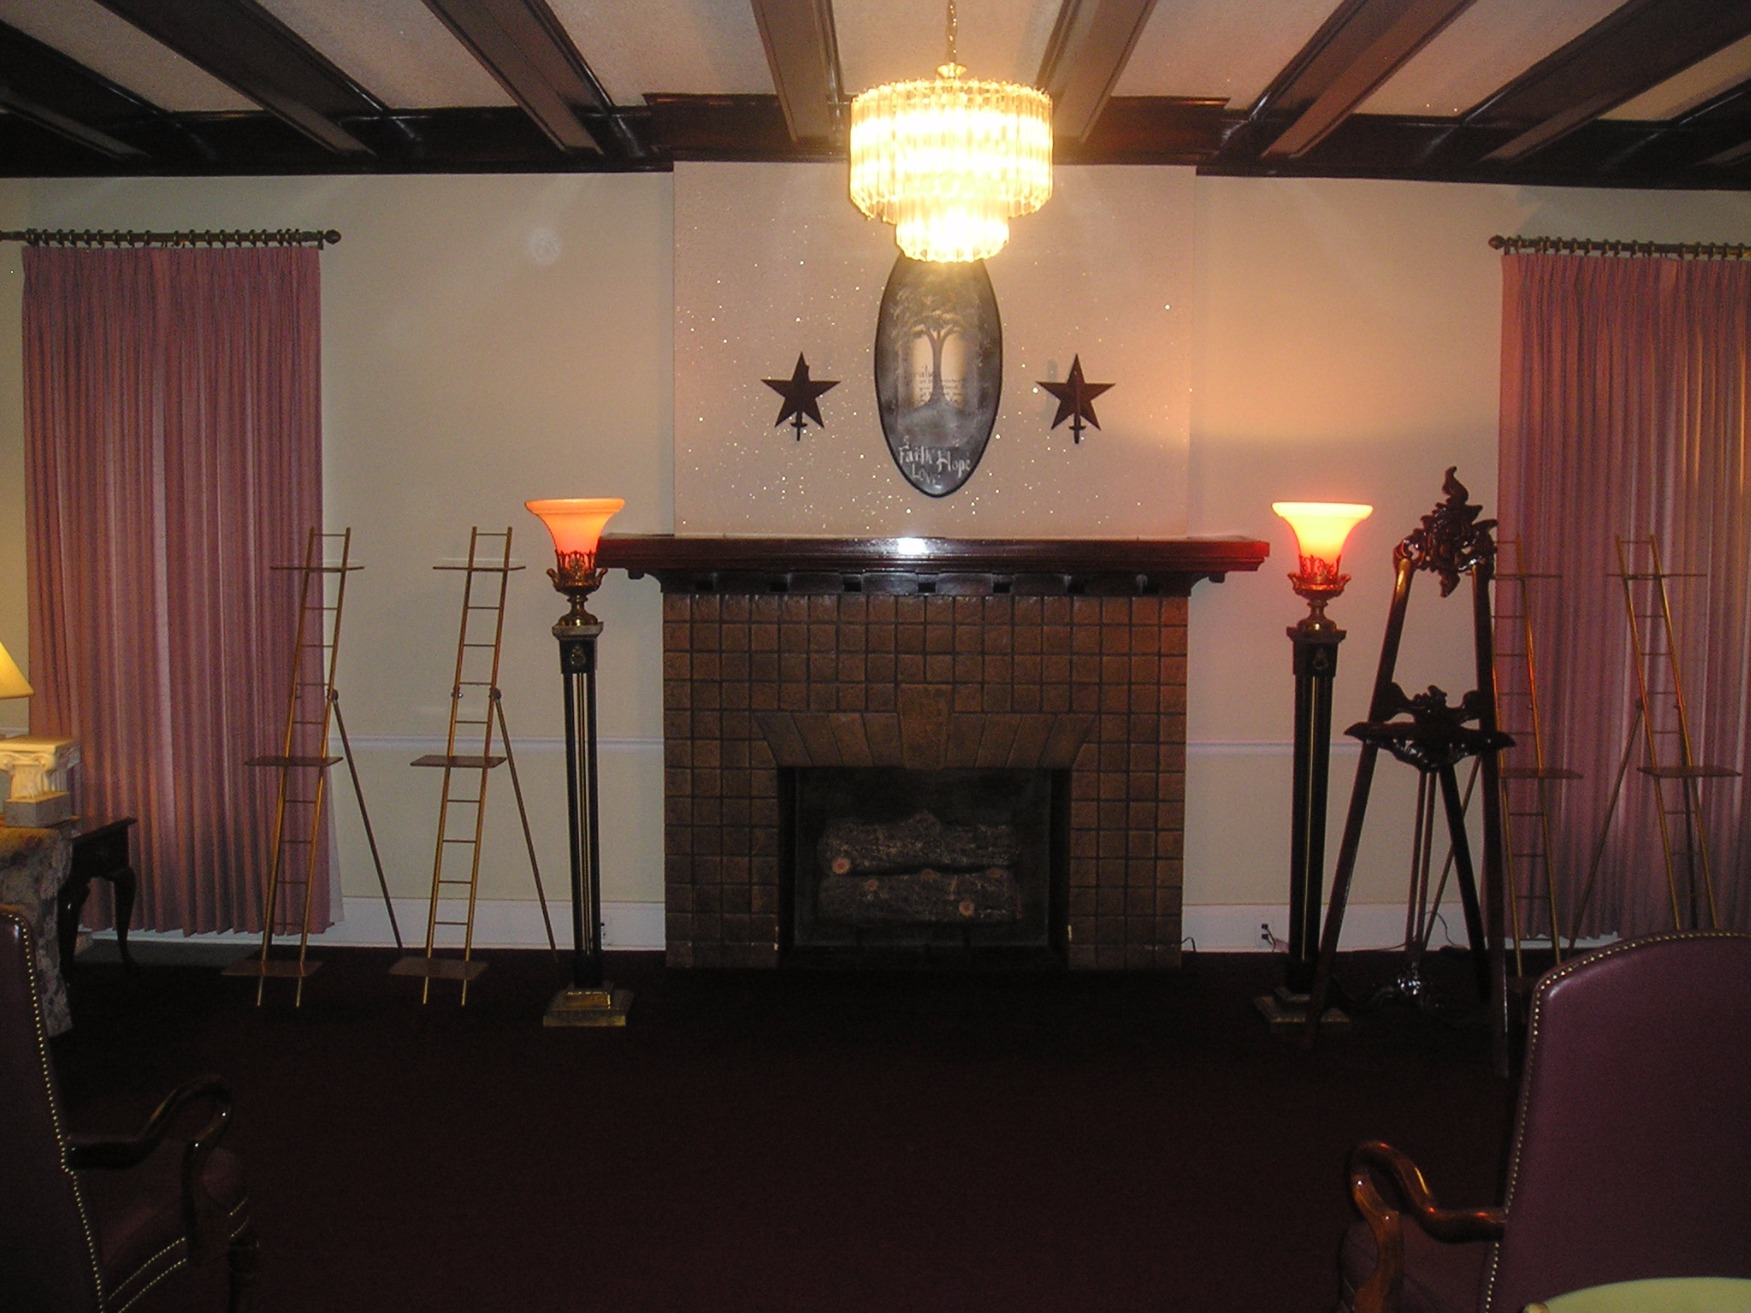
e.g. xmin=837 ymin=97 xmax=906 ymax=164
xmin=55 ymin=817 xmax=138 ymax=981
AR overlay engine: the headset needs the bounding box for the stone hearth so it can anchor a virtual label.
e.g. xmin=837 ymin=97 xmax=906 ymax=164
xmin=599 ymin=536 xmax=1267 ymax=970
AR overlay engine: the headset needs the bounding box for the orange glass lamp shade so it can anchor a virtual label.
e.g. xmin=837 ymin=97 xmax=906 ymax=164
xmin=526 ymin=497 xmax=624 ymax=626
xmin=1272 ymin=502 xmax=1372 ymax=601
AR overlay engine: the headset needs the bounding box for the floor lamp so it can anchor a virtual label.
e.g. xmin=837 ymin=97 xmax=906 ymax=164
xmin=527 ymin=497 xmax=630 ymax=1027
xmin=1256 ymin=501 xmax=1370 ymax=1029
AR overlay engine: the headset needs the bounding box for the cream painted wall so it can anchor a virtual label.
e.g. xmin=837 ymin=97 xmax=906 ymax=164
xmin=0 ymin=185 xmax=32 ymax=736
xmin=2 ymin=170 xmax=1747 ymax=950
xmin=0 ymin=174 xmax=676 ymax=925
xmin=1187 ymin=177 xmax=1751 ymax=939
xmin=673 ymin=162 xmax=1192 ymax=535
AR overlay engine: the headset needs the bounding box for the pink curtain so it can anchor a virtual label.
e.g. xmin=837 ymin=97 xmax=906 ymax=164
xmin=1498 ymin=253 xmax=1751 ymax=938
xmin=23 ymin=246 xmax=328 ymax=934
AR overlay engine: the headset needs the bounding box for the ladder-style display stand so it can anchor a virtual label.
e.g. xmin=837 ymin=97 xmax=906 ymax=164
xmin=1491 ymin=538 xmax=1580 ymax=975
xmin=391 ymin=528 xmax=557 ymax=1003
xmin=1572 ymin=536 xmax=1733 ymax=935
xmin=1302 ymin=471 xmax=1514 ymax=1072
xmin=226 ymin=528 xmax=401 ymax=1006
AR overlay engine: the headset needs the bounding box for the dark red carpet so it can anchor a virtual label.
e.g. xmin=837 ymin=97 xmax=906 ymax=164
xmin=52 ymin=946 xmax=1512 ymax=1313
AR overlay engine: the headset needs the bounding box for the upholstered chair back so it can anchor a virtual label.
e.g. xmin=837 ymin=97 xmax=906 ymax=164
xmin=0 ymin=904 xmax=103 ymax=1311
xmin=1486 ymin=931 xmax=1751 ymax=1311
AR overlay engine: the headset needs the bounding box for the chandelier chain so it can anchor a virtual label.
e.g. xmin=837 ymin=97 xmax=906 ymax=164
xmin=945 ymin=1 xmax=957 ymax=66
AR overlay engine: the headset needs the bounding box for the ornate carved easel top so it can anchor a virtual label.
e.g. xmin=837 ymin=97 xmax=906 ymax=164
xmin=1352 ymin=467 xmax=1513 ymax=771
xmin=1395 ymin=467 xmax=1497 ymax=596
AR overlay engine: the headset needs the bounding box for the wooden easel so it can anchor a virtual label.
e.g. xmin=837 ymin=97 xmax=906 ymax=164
xmin=1301 ymin=470 xmax=1514 ymax=1072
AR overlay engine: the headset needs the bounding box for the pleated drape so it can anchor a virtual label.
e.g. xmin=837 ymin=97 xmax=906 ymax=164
xmin=1497 ymin=253 xmax=1751 ymax=938
xmin=23 ymin=246 xmax=327 ymax=934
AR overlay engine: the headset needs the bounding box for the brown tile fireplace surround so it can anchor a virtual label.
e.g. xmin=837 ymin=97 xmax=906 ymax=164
xmin=599 ymin=536 xmax=1268 ymax=970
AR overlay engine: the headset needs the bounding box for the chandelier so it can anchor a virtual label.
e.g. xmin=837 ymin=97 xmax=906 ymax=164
xmin=848 ymin=1 xmax=1053 ymax=263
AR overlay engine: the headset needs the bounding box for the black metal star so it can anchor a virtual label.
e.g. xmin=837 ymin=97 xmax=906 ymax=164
xmin=1039 ymin=355 xmax=1115 ymax=443
xmin=762 ymin=353 xmax=839 ymax=440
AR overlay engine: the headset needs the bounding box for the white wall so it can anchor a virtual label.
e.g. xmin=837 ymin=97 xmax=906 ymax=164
xmin=0 ymin=174 xmax=676 ymax=940
xmin=2 ymin=170 xmax=1747 ymax=950
xmin=673 ymin=162 xmax=1192 ymax=535
xmin=1187 ymin=178 xmax=1751 ymax=946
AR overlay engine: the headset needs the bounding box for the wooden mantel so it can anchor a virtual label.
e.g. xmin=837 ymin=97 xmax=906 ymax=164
xmin=598 ymin=535 xmax=1270 ymax=596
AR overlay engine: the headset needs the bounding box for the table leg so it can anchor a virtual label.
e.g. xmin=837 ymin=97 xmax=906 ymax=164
xmin=55 ymin=865 xmax=139 ymax=981
xmin=111 ymin=865 xmax=137 ymax=971
xmin=56 ymin=874 xmax=89 ymax=988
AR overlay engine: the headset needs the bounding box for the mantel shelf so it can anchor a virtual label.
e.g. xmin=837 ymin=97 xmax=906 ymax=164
xmin=598 ymin=534 xmax=1269 ymax=597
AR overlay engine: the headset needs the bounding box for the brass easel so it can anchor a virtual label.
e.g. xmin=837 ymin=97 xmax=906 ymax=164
xmin=1302 ymin=471 xmax=1514 ymax=1072
xmin=390 ymin=528 xmax=558 ymax=1003
xmin=225 ymin=528 xmax=401 ymax=1005
xmin=1491 ymin=538 xmax=1579 ymax=975
xmin=1569 ymin=535 xmax=1734 ymax=940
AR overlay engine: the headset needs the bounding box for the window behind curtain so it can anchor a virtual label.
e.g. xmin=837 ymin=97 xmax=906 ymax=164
xmin=23 ymin=245 xmax=328 ymax=935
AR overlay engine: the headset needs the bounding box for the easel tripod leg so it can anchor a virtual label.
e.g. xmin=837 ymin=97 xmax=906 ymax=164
xmin=1303 ymin=743 xmax=1381 ymax=1051
xmin=1436 ymin=763 xmax=1489 ymax=1000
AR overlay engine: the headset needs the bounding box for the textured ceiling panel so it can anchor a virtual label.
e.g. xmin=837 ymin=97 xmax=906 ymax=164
xmin=1605 ymin=30 xmax=1751 ymax=121
xmin=0 ymin=0 xmax=1746 ymax=184
xmin=549 ymin=0 xmax=772 ymax=104
xmin=836 ymin=0 xmax=1055 ymax=96
xmin=1112 ymin=0 xmax=1339 ymax=106
xmin=259 ymin=0 xmax=511 ymax=109
xmin=1361 ymin=0 xmax=1622 ymax=118
xmin=0 ymin=0 xmax=254 ymax=111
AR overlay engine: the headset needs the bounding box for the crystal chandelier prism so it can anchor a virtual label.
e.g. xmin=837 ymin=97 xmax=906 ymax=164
xmin=848 ymin=1 xmax=1053 ymax=263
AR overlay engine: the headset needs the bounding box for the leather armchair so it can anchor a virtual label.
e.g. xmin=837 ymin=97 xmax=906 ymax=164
xmin=1338 ymin=930 xmax=1751 ymax=1313
xmin=0 ymin=903 xmax=258 ymax=1311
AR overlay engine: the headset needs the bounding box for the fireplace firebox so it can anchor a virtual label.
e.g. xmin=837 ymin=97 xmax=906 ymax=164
xmin=598 ymin=535 xmax=1268 ymax=971
xmin=786 ymin=766 xmax=1067 ymax=964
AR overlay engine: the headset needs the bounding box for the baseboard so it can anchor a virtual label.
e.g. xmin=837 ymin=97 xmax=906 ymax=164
xmin=99 ymin=899 xmax=1524 ymax=955
xmin=101 ymin=898 xmax=669 ymax=951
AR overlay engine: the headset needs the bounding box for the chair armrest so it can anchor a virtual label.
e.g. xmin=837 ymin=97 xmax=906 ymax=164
xmin=66 ymin=1075 xmax=238 ymax=1264
xmin=66 ymin=1074 xmax=233 ymax=1169
xmin=1349 ymin=1140 xmax=1506 ymax=1313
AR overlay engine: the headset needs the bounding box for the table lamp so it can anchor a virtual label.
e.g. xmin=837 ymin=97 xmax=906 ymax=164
xmin=0 ymin=640 xmax=80 ymax=826
xmin=0 ymin=640 xmax=31 ymax=725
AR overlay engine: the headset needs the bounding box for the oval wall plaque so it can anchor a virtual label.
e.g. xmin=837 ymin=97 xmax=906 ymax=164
xmin=873 ymin=255 xmax=1002 ymax=498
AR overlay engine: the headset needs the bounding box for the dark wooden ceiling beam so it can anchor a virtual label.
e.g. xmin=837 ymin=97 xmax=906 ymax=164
xmin=0 ymin=21 xmax=149 ymax=159
xmin=422 ymin=0 xmax=645 ymax=158
xmin=1063 ymin=96 xmax=1239 ymax=163
xmin=1242 ymin=0 xmax=1475 ymax=160
xmin=1035 ymin=0 xmax=1158 ymax=142
xmin=1471 ymin=0 xmax=1751 ymax=164
xmin=94 ymin=0 xmax=377 ymax=156
xmin=750 ymin=0 xmax=843 ymax=145
xmin=646 ymin=94 xmax=833 ymax=162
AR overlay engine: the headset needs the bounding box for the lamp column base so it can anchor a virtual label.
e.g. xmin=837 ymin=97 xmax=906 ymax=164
xmin=1254 ymin=985 xmax=1349 ymax=1032
xmin=543 ymin=984 xmax=632 ymax=1027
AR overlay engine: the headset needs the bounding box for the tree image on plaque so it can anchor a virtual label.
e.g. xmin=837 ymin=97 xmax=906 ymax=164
xmin=874 ymin=255 xmax=1002 ymax=498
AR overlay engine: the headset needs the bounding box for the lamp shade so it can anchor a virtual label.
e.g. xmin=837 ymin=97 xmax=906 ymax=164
xmin=1272 ymin=502 xmax=1372 ymax=581
xmin=0 ymin=641 xmax=31 ymax=700
xmin=525 ymin=498 xmax=625 ymax=568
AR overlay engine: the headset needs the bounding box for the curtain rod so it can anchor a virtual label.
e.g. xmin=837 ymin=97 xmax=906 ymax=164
xmin=1490 ymin=234 xmax=1751 ymax=260
xmin=0 ymin=227 xmax=340 ymax=249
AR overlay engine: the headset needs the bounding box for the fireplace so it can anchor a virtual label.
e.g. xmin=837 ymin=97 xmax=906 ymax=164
xmin=598 ymin=536 xmax=1268 ymax=970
